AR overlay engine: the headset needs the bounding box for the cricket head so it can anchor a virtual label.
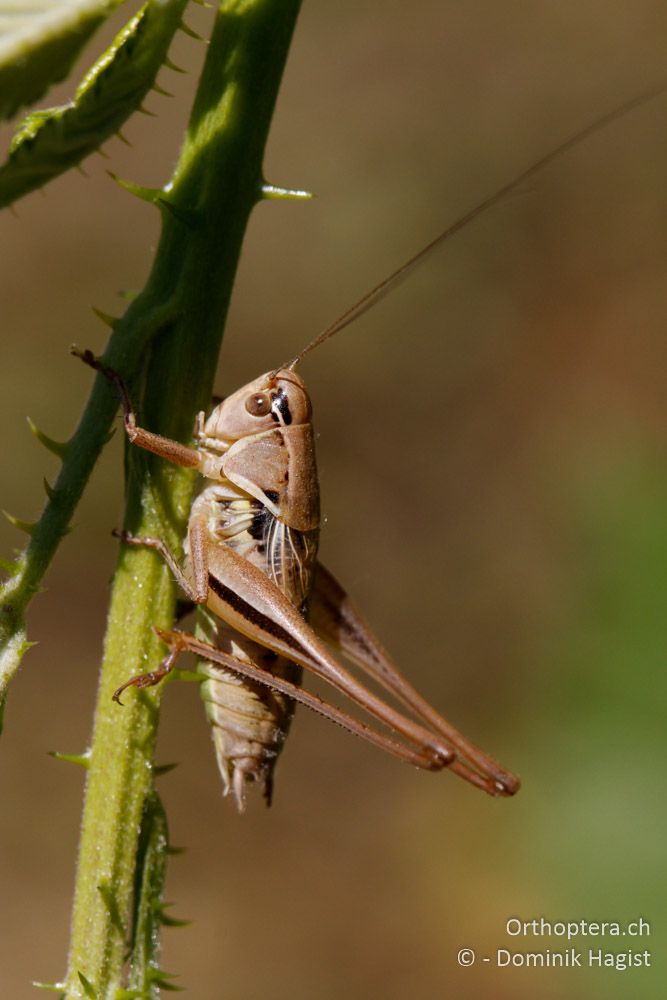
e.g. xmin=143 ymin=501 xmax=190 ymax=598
xmin=201 ymin=369 xmax=312 ymax=446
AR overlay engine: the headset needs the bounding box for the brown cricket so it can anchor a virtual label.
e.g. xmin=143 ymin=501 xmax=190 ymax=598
xmin=76 ymin=82 xmax=665 ymax=809
xmin=76 ymin=351 xmax=519 ymax=806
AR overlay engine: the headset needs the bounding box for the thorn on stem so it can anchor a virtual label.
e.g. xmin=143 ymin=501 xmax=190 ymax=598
xmin=97 ymin=880 xmax=125 ymax=935
xmin=77 ymin=971 xmax=97 ymax=998
xmin=179 ymin=20 xmax=205 ymax=40
xmin=155 ymin=197 xmax=200 ymax=228
xmin=48 ymin=750 xmax=91 ymax=769
xmin=151 ymin=82 xmax=174 ymax=98
xmin=154 ymin=761 xmax=179 ymax=776
xmin=91 ymin=306 xmax=120 ymax=328
xmin=163 ymin=56 xmax=186 ymax=74
xmin=261 ymin=183 xmax=314 ymax=201
xmin=26 ymin=417 xmax=70 ymax=458
xmin=107 ymin=171 xmax=163 ymax=205
xmin=2 ymin=511 xmax=37 ymax=536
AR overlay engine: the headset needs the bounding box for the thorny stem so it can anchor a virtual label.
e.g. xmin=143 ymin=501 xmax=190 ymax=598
xmin=33 ymin=1 xmax=303 ymax=995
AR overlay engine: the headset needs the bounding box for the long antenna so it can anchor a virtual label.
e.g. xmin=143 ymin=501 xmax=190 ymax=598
xmin=285 ymin=80 xmax=667 ymax=372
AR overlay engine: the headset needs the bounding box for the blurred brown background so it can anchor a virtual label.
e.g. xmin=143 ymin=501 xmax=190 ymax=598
xmin=1 ymin=1 xmax=666 ymax=997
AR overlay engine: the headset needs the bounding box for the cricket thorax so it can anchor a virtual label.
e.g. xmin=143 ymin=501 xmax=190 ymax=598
xmin=196 ymin=368 xmax=320 ymax=535
xmin=193 ymin=486 xmax=319 ymax=603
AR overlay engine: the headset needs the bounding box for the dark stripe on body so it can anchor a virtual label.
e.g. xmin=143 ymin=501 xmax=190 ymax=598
xmin=248 ymin=507 xmax=269 ymax=540
xmin=271 ymin=388 xmax=292 ymax=425
xmin=208 ymin=574 xmax=303 ymax=654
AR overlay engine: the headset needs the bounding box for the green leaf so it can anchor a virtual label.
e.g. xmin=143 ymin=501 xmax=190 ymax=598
xmin=0 ymin=0 xmax=190 ymax=207
xmin=0 ymin=0 xmax=126 ymax=120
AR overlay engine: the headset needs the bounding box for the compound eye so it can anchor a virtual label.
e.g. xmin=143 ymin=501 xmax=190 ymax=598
xmin=245 ymin=391 xmax=272 ymax=417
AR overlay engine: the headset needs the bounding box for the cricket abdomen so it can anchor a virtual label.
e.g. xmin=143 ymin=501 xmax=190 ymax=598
xmin=193 ymin=486 xmax=318 ymax=809
xmin=199 ymin=617 xmax=302 ymax=808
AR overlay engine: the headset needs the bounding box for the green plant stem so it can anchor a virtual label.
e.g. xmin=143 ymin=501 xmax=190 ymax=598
xmin=64 ymin=1 xmax=302 ymax=995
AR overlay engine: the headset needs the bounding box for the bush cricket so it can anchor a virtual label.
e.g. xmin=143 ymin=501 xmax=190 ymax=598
xmin=76 ymin=83 xmax=665 ymax=809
